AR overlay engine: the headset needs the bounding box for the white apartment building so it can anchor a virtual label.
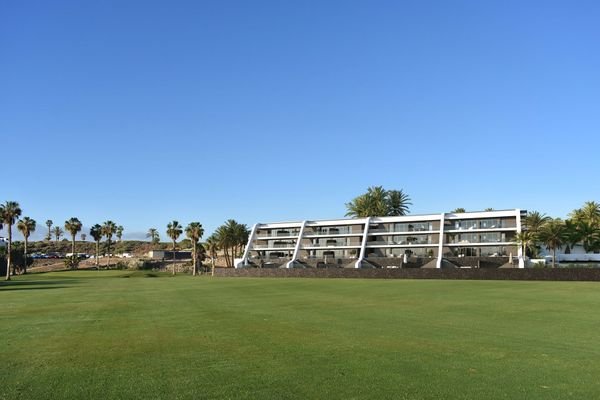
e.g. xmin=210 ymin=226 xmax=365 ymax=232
xmin=236 ymin=209 xmax=526 ymax=269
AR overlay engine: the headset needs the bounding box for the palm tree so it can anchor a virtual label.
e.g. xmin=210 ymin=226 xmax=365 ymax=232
xmin=45 ymin=219 xmax=53 ymax=241
xmin=538 ymin=219 xmax=566 ymax=268
xmin=146 ymin=228 xmax=160 ymax=248
xmin=212 ymin=220 xmax=250 ymax=268
xmin=53 ymin=226 xmax=64 ymax=242
xmin=563 ymin=220 xmax=582 ymax=254
xmin=65 ymin=217 xmax=83 ymax=257
xmin=576 ymin=221 xmax=600 ymax=253
xmin=205 ymin=235 xmax=219 ymax=276
xmin=166 ymin=221 xmax=183 ymax=275
xmin=576 ymin=201 xmax=600 ymax=226
xmin=386 ymin=190 xmax=412 ymax=216
xmin=345 ymin=186 xmax=411 ymax=217
xmin=185 ymin=222 xmax=204 ymax=276
xmin=17 ymin=217 xmax=36 ymax=274
xmin=514 ymin=231 xmax=537 ymax=261
xmin=1 ymin=201 xmax=22 ymax=280
xmin=90 ymin=224 xmax=103 ymax=268
xmin=346 ymin=186 xmax=388 ymax=217
xmin=116 ymin=225 xmax=124 ymax=242
xmin=524 ymin=211 xmax=551 ymax=233
xmin=102 ymin=221 xmax=117 ymax=268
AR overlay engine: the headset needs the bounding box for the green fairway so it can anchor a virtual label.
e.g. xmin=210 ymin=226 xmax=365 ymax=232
xmin=1 ymin=272 xmax=600 ymax=399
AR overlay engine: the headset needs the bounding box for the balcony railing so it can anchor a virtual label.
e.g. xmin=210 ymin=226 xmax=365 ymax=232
xmin=252 ymin=244 xmax=295 ymax=250
xmin=255 ymin=231 xmax=300 ymax=238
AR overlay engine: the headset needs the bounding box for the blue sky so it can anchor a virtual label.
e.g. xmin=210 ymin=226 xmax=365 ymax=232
xmin=1 ymin=0 xmax=599 ymax=241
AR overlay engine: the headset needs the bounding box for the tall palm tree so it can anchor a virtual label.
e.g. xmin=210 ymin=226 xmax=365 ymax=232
xmin=65 ymin=217 xmax=83 ymax=257
xmin=53 ymin=226 xmax=64 ymax=242
xmin=17 ymin=217 xmax=36 ymax=274
xmin=185 ymin=222 xmax=204 ymax=276
xmin=514 ymin=231 xmax=537 ymax=261
xmin=563 ymin=220 xmax=582 ymax=254
xmin=524 ymin=211 xmax=551 ymax=233
xmin=577 ymin=201 xmax=600 ymax=226
xmin=577 ymin=221 xmax=600 ymax=253
xmin=205 ymin=235 xmax=219 ymax=276
xmin=45 ymin=219 xmax=53 ymax=241
xmin=116 ymin=225 xmax=124 ymax=242
xmin=1 ymin=201 xmax=22 ymax=280
xmin=166 ymin=221 xmax=183 ymax=275
xmin=213 ymin=220 xmax=250 ymax=268
xmin=345 ymin=186 xmax=388 ymax=217
xmin=90 ymin=224 xmax=103 ymax=268
xmin=538 ymin=219 xmax=566 ymax=268
xmin=102 ymin=221 xmax=117 ymax=268
xmin=345 ymin=186 xmax=411 ymax=217
xmin=146 ymin=228 xmax=160 ymax=248
xmin=386 ymin=190 xmax=412 ymax=216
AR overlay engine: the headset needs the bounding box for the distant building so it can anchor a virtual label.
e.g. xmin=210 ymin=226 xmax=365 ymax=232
xmin=147 ymin=250 xmax=192 ymax=260
xmin=237 ymin=209 xmax=526 ymax=269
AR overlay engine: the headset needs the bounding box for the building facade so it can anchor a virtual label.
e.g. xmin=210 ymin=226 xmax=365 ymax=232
xmin=236 ymin=209 xmax=526 ymax=269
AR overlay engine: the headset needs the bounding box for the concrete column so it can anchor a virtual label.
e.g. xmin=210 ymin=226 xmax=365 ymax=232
xmin=516 ymin=209 xmax=525 ymax=268
xmin=355 ymin=217 xmax=371 ymax=268
xmin=436 ymin=213 xmax=445 ymax=269
xmin=286 ymin=221 xmax=307 ymax=268
xmin=239 ymin=223 xmax=259 ymax=268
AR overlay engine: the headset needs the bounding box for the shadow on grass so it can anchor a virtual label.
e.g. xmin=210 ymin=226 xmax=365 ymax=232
xmin=119 ymin=271 xmax=170 ymax=278
xmin=0 ymin=280 xmax=80 ymax=291
xmin=0 ymin=286 xmax=69 ymax=291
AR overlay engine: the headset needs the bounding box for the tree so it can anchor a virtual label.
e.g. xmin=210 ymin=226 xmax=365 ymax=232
xmin=102 ymin=221 xmax=117 ymax=268
xmin=90 ymin=224 xmax=103 ymax=268
xmin=116 ymin=225 xmax=124 ymax=242
xmin=569 ymin=201 xmax=600 ymax=254
xmin=212 ymin=220 xmax=250 ymax=268
xmin=166 ymin=221 xmax=183 ymax=275
xmin=563 ymin=220 xmax=582 ymax=254
xmin=146 ymin=228 xmax=160 ymax=247
xmin=576 ymin=221 xmax=600 ymax=253
xmin=185 ymin=222 xmax=204 ymax=276
xmin=65 ymin=217 xmax=83 ymax=258
xmin=53 ymin=226 xmax=64 ymax=242
xmin=0 ymin=201 xmax=22 ymax=280
xmin=81 ymin=233 xmax=87 ymax=242
xmin=386 ymin=190 xmax=412 ymax=216
xmin=484 ymin=208 xmax=494 ymax=211
xmin=451 ymin=208 xmax=466 ymax=213
xmin=17 ymin=217 xmax=36 ymax=274
xmin=345 ymin=186 xmax=412 ymax=218
xmin=205 ymin=235 xmax=219 ymax=276
xmin=572 ymin=201 xmax=600 ymax=226
xmin=538 ymin=219 xmax=566 ymax=268
xmin=514 ymin=231 xmax=537 ymax=261
xmin=524 ymin=211 xmax=551 ymax=234
xmin=45 ymin=220 xmax=53 ymax=241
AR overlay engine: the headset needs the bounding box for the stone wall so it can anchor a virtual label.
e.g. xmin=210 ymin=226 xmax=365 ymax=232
xmin=215 ymin=267 xmax=600 ymax=281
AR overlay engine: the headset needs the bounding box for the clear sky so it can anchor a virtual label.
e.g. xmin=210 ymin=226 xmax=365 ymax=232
xmin=1 ymin=0 xmax=599 ymax=241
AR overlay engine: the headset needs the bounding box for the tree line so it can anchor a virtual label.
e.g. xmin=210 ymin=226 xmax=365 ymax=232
xmin=515 ymin=201 xmax=600 ymax=267
xmin=1 ymin=200 xmax=250 ymax=280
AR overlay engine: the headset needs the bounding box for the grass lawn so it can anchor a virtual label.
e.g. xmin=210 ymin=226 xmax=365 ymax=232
xmin=1 ymin=271 xmax=600 ymax=399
